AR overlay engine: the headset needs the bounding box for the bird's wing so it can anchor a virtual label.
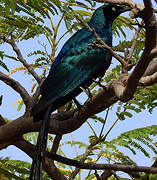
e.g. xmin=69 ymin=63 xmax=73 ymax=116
xmin=41 ymin=26 xmax=100 ymax=97
xmin=32 ymin=28 xmax=110 ymax=117
xmin=50 ymin=27 xmax=94 ymax=70
xmin=33 ymin=46 xmax=106 ymax=116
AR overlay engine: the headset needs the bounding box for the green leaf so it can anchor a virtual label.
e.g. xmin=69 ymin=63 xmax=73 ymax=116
xmin=0 ymin=60 xmax=9 ymax=72
xmin=17 ymin=101 xmax=24 ymax=112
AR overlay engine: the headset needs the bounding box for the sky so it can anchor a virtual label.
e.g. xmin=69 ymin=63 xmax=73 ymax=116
xmin=0 ymin=0 xmax=157 ymax=178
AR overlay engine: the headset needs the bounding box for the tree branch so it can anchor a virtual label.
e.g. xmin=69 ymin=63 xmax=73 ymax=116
xmin=117 ymin=0 xmax=157 ymax=101
xmin=51 ymin=134 xmax=62 ymax=153
xmin=93 ymin=0 xmax=144 ymax=10
xmin=0 ymin=34 xmax=42 ymax=84
xmin=151 ymin=46 xmax=157 ymax=58
xmin=0 ymin=71 xmax=31 ymax=109
xmin=74 ymin=14 xmax=128 ymax=67
xmin=69 ymin=139 xmax=100 ymax=179
xmin=128 ymin=26 xmax=142 ymax=59
xmin=8 ymin=137 xmax=157 ymax=177
xmin=12 ymin=138 xmax=67 ymax=180
xmin=47 ymin=152 xmax=157 ymax=174
xmin=0 ymin=67 xmax=157 ymax=144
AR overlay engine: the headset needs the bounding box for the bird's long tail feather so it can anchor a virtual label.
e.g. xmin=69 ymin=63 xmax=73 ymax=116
xmin=29 ymin=105 xmax=52 ymax=180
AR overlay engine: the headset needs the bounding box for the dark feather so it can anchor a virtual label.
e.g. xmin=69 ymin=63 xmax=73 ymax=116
xmin=29 ymin=4 xmax=130 ymax=179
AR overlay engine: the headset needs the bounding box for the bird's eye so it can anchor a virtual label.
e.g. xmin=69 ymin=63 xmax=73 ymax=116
xmin=112 ymin=7 xmax=116 ymax=11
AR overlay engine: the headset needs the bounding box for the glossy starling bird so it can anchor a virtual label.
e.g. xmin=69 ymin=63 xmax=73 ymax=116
xmin=30 ymin=4 xmax=130 ymax=179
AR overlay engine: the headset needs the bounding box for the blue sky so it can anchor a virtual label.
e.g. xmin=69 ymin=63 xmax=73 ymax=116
xmin=0 ymin=0 xmax=157 ymax=178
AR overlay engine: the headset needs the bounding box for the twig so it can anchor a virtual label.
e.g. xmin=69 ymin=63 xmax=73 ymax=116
xmin=128 ymin=26 xmax=142 ymax=59
xmin=74 ymin=14 xmax=128 ymax=67
xmin=112 ymin=171 xmax=120 ymax=180
xmin=0 ymin=71 xmax=31 ymax=109
xmin=69 ymin=139 xmax=100 ymax=179
xmin=0 ymin=34 xmax=41 ymax=84
xmin=31 ymin=79 xmax=44 ymax=106
xmin=51 ymin=134 xmax=62 ymax=153
xmin=119 ymin=0 xmax=157 ymax=101
xmin=0 ymin=95 xmax=2 ymax=106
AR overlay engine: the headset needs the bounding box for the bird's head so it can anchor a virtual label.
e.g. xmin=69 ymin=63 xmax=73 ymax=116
xmin=89 ymin=4 xmax=130 ymax=29
xmin=101 ymin=4 xmax=130 ymax=20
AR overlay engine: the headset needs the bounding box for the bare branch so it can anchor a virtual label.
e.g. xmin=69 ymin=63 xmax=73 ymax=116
xmin=47 ymin=152 xmax=157 ymax=174
xmin=51 ymin=134 xmax=62 ymax=153
xmin=119 ymin=1 xmax=157 ymax=101
xmin=139 ymin=72 xmax=157 ymax=86
xmin=70 ymin=139 xmax=100 ymax=179
xmin=13 ymin=138 xmax=67 ymax=180
xmin=0 ymin=71 xmax=31 ymax=108
xmin=100 ymin=170 xmax=114 ymax=180
xmin=0 ymin=34 xmax=41 ymax=84
xmin=128 ymin=27 xmax=142 ymax=59
xmin=93 ymin=0 xmax=144 ymax=10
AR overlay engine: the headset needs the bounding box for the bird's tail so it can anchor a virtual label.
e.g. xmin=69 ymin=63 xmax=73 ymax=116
xmin=29 ymin=105 xmax=52 ymax=180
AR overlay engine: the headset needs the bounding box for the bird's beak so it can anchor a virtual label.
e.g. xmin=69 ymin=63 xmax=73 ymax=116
xmin=120 ymin=7 xmax=131 ymax=13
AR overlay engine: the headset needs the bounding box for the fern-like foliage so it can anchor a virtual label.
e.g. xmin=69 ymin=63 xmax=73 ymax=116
xmin=27 ymin=49 xmax=51 ymax=66
xmin=0 ymin=157 xmax=50 ymax=179
xmin=109 ymin=125 xmax=157 ymax=158
xmin=0 ymin=0 xmax=96 ymax=42
xmin=133 ymin=84 xmax=157 ymax=113
xmin=0 ymin=51 xmax=9 ymax=71
xmin=113 ymin=16 xmax=135 ymax=38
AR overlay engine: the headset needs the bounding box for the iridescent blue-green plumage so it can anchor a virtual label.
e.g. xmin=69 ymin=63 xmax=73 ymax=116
xmin=30 ymin=5 xmax=129 ymax=179
xmin=32 ymin=5 xmax=129 ymax=121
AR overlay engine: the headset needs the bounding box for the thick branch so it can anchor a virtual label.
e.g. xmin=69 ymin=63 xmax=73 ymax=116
xmin=13 ymin=139 xmax=67 ymax=180
xmin=151 ymin=47 xmax=157 ymax=58
xmin=0 ymin=79 xmax=118 ymax=144
xmin=1 ymin=67 xmax=157 ymax=144
xmin=0 ymin=71 xmax=31 ymax=108
xmin=0 ymin=34 xmax=41 ymax=84
xmin=0 ymin=114 xmax=6 ymax=126
xmin=11 ymin=138 xmax=157 ymax=177
xmin=118 ymin=1 xmax=157 ymax=101
xmin=47 ymin=152 xmax=157 ymax=174
xmin=139 ymin=72 xmax=157 ymax=86
xmin=94 ymin=0 xmax=144 ymax=10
